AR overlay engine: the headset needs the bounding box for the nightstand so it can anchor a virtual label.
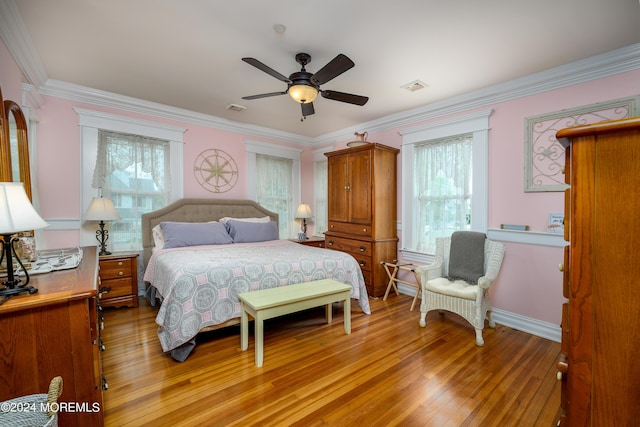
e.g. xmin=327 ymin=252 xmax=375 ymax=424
xmin=290 ymin=236 xmax=325 ymax=248
xmin=99 ymin=252 xmax=138 ymax=308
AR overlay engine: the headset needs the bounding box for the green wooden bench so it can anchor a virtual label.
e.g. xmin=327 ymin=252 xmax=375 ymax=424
xmin=238 ymin=279 xmax=352 ymax=367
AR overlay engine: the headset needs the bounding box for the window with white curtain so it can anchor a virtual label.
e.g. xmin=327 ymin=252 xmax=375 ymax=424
xmin=255 ymin=154 xmax=294 ymax=238
xmin=313 ymin=157 xmax=328 ymax=236
xmin=400 ymin=110 xmax=492 ymax=262
xmin=77 ymin=108 xmax=185 ymax=251
xmin=245 ymin=140 xmax=302 ymax=239
xmin=414 ymin=134 xmax=473 ymax=253
xmin=93 ymin=130 xmax=172 ymax=252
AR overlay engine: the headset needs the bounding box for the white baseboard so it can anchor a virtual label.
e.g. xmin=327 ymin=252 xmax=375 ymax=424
xmin=396 ymin=283 xmax=561 ymax=343
xmin=490 ymin=308 xmax=561 ymax=343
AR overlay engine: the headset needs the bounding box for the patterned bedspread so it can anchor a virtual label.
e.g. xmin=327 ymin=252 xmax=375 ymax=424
xmin=143 ymin=239 xmax=370 ymax=356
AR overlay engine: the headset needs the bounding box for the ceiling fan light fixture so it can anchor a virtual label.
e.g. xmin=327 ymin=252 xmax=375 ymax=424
xmin=289 ymin=84 xmax=318 ymax=104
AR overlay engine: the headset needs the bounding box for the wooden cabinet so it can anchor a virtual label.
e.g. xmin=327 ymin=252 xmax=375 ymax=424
xmin=556 ymin=117 xmax=640 ymax=426
xmin=0 ymin=246 xmax=104 ymax=427
xmin=99 ymin=252 xmax=138 ymax=308
xmin=325 ymin=143 xmax=399 ymax=297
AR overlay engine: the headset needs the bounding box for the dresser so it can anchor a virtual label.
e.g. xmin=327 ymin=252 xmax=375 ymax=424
xmin=99 ymin=252 xmax=138 ymax=308
xmin=556 ymin=116 xmax=640 ymax=426
xmin=0 ymin=246 xmax=105 ymax=427
xmin=324 ymin=142 xmax=399 ymax=297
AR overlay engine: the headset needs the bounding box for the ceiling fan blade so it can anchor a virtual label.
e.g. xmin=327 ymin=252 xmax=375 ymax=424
xmin=310 ymin=54 xmax=355 ymax=86
xmin=242 ymin=58 xmax=292 ymax=83
xmin=321 ymin=90 xmax=369 ymax=106
xmin=242 ymin=91 xmax=287 ymax=100
xmin=301 ymin=102 xmax=315 ymax=117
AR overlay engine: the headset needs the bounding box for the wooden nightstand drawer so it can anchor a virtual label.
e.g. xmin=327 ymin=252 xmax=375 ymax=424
xmin=99 ymin=253 xmax=138 ymax=308
xmin=290 ymin=237 xmax=325 ymax=248
xmin=100 ymin=258 xmax=132 ymax=279
xmin=103 ymin=277 xmax=134 ymax=298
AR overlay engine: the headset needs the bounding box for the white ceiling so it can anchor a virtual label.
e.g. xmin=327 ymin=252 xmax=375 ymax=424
xmin=5 ymin=0 xmax=640 ymax=138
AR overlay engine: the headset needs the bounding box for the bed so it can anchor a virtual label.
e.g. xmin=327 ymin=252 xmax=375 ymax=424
xmin=141 ymin=198 xmax=371 ymax=361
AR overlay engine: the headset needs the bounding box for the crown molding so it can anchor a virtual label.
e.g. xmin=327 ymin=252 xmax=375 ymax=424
xmin=0 ymin=1 xmax=48 ymax=88
xmin=40 ymin=79 xmax=315 ymax=146
xmin=314 ymin=43 xmax=640 ymax=145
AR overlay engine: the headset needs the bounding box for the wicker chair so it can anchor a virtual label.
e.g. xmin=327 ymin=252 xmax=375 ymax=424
xmin=0 ymin=376 xmax=63 ymax=427
xmin=417 ymin=235 xmax=505 ymax=346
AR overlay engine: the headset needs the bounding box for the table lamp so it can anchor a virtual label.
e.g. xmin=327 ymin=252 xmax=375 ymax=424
xmin=0 ymin=182 xmax=49 ymax=297
xmin=295 ymin=203 xmax=313 ymax=241
xmin=84 ymin=195 xmax=121 ymax=256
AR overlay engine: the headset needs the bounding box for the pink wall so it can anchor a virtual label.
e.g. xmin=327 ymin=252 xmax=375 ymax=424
xmin=34 ymin=96 xmax=313 ymax=232
xmin=3 ymin=36 xmax=640 ymax=327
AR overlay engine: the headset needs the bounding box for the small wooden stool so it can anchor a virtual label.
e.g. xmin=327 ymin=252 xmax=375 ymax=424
xmin=381 ymin=260 xmax=422 ymax=311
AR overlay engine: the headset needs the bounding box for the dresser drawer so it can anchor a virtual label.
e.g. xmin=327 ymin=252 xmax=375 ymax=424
xmin=325 ymin=235 xmax=372 ymax=272
xmin=327 ymin=221 xmax=372 ymax=237
xmin=100 ymin=258 xmax=133 ymax=280
xmin=562 ymin=246 xmax=570 ymax=299
xmin=325 ymin=235 xmax=372 ymax=254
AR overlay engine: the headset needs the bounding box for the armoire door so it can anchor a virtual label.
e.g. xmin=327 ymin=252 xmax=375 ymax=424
xmin=348 ymin=149 xmax=372 ymax=225
xmin=327 ymin=152 xmax=349 ymax=222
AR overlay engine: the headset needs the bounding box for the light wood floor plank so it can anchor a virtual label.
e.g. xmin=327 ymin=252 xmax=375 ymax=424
xmin=102 ymin=294 xmax=561 ymax=426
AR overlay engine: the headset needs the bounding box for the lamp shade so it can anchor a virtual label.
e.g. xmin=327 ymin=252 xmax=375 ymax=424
xmin=295 ymin=203 xmax=313 ymax=219
xmin=289 ymin=85 xmax=318 ymax=104
xmin=84 ymin=197 xmax=121 ymax=221
xmin=0 ymin=182 xmax=49 ymax=234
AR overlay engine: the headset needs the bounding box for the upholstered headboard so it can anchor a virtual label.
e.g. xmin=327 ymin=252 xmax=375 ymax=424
xmin=141 ymin=198 xmax=278 ymax=268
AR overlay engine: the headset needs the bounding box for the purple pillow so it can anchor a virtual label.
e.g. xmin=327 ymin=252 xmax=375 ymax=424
xmin=226 ymin=220 xmax=278 ymax=243
xmin=160 ymin=222 xmax=233 ymax=249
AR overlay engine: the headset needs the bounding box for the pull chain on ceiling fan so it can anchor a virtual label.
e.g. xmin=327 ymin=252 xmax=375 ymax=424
xmin=241 ymin=53 xmax=368 ymax=120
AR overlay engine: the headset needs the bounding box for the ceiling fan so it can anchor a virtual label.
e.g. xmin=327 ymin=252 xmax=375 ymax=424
xmin=241 ymin=53 xmax=369 ymax=120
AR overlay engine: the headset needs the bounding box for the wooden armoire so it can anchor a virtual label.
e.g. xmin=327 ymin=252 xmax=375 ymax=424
xmin=324 ymin=142 xmax=399 ymax=297
xmin=555 ymin=116 xmax=640 ymax=426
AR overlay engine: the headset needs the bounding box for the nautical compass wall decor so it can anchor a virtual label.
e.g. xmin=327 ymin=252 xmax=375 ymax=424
xmin=194 ymin=149 xmax=239 ymax=193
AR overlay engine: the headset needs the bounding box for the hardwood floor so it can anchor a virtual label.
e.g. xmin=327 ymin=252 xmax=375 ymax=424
xmin=101 ymin=294 xmax=561 ymax=426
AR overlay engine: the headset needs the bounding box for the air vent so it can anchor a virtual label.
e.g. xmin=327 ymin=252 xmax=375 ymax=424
xmin=226 ymin=104 xmax=247 ymax=112
xmin=402 ymin=80 xmax=428 ymax=92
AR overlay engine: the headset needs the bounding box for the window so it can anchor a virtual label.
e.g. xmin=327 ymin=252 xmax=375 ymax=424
xmin=400 ymin=110 xmax=492 ymax=261
xmin=245 ymin=140 xmax=302 ymax=239
xmin=414 ymin=134 xmax=473 ymax=253
xmin=93 ymin=130 xmax=171 ymax=252
xmin=77 ymin=108 xmax=185 ymax=250
xmin=255 ymin=154 xmax=294 ymax=237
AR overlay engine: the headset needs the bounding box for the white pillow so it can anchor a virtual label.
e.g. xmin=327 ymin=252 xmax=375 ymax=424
xmin=152 ymin=224 xmax=165 ymax=252
xmin=219 ymin=216 xmax=271 ymax=224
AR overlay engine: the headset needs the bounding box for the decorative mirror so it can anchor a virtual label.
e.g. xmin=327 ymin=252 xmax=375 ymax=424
xmin=0 ymin=88 xmax=32 ymax=200
xmin=0 ymin=87 xmax=8 ymax=181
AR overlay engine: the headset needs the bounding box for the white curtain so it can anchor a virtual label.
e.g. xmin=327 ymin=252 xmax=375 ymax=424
xmin=313 ymin=159 xmax=328 ymax=236
xmin=415 ymin=134 xmax=472 ymax=254
xmin=92 ymin=130 xmax=171 ymax=251
xmin=93 ymin=131 xmax=170 ymax=193
xmin=256 ymin=154 xmax=294 ymax=238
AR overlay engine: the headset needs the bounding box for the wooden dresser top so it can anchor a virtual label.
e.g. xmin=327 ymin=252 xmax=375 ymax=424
xmin=0 ymin=246 xmax=99 ymax=314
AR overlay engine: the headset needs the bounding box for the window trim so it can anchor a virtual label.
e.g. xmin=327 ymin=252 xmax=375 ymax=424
xmin=312 ymin=146 xmax=333 ymax=237
xmin=76 ymin=108 xmax=185 ymax=248
xmin=399 ymin=109 xmax=492 ymax=262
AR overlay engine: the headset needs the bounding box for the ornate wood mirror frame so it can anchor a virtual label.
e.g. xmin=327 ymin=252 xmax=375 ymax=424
xmin=0 ymin=86 xmax=32 ymax=200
